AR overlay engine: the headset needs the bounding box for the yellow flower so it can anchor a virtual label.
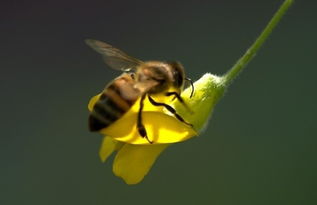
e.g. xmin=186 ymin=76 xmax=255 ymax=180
xmin=88 ymin=73 xmax=224 ymax=184
xmin=87 ymin=0 xmax=294 ymax=185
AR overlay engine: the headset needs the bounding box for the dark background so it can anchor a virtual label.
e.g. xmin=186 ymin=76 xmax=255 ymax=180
xmin=1 ymin=0 xmax=316 ymax=204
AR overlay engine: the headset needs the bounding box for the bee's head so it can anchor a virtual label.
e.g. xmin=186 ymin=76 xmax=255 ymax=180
xmin=167 ymin=61 xmax=185 ymax=90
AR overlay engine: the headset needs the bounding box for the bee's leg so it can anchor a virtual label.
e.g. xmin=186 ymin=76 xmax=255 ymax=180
xmin=185 ymin=77 xmax=194 ymax=98
xmin=165 ymin=92 xmax=193 ymax=113
xmin=137 ymin=94 xmax=153 ymax=144
xmin=148 ymin=95 xmax=193 ymax=127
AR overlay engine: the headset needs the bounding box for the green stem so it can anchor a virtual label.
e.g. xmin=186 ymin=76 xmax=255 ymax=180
xmin=221 ymin=0 xmax=294 ymax=86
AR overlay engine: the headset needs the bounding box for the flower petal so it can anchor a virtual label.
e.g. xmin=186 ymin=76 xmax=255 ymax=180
xmin=113 ymin=143 xmax=169 ymax=184
xmin=88 ymin=93 xmax=101 ymax=111
xmin=100 ymin=111 xmax=196 ymax=144
xmin=89 ymin=91 xmax=197 ymax=144
xmin=99 ymin=136 xmax=123 ymax=162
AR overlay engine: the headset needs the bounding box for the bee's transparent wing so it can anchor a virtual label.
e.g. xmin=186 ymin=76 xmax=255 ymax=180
xmin=85 ymin=39 xmax=143 ymax=72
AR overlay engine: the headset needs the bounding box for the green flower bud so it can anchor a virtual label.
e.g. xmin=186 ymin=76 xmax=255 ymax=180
xmin=173 ymin=73 xmax=225 ymax=131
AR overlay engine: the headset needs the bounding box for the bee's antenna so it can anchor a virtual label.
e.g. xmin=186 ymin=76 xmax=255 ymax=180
xmin=185 ymin=77 xmax=194 ymax=98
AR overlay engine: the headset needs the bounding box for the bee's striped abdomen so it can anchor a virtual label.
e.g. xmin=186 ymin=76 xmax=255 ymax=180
xmin=89 ymin=74 xmax=139 ymax=132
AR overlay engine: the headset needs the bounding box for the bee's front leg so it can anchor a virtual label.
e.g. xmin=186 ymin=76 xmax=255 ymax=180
xmin=148 ymin=95 xmax=193 ymax=127
xmin=137 ymin=94 xmax=153 ymax=144
xmin=165 ymin=92 xmax=193 ymax=114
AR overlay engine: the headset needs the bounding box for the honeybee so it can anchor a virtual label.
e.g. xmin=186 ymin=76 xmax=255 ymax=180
xmin=86 ymin=39 xmax=194 ymax=143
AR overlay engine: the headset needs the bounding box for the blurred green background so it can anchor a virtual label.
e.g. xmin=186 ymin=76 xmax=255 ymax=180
xmin=1 ymin=0 xmax=316 ymax=204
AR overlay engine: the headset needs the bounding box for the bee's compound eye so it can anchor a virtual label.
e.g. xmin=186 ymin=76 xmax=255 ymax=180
xmin=169 ymin=62 xmax=184 ymax=88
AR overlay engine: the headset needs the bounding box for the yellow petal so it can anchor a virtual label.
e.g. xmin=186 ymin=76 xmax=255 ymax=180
xmin=99 ymin=136 xmax=124 ymax=162
xmin=89 ymin=92 xmax=196 ymax=144
xmin=88 ymin=93 xmax=102 ymax=111
xmin=113 ymin=143 xmax=169 ymax=185
xmin=100 ymin=111 xmax=196 ymax=144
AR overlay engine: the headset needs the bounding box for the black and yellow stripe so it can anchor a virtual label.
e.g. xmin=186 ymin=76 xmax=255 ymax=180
xmin=89 ymin=84 xmax=137 ymax=131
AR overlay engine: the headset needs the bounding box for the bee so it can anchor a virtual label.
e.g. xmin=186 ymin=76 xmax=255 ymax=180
xmin=86 ymin=39 xmax=194 ymax=143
